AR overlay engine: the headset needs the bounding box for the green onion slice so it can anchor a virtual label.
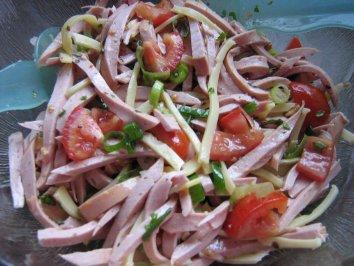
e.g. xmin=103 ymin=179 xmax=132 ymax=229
xmin=53 ymin=186 xmax=81 ymax=219
xmin=270 ymin=84 xmax=291 ymax=104
xmin=123 ymin=122 xmax=144 ymax=142
xmin=143 ymin=208 xmax=172 ymax=241
xmin=169 ymin=62 xmax=189 ymax=84
xmin=210 ymin=161 xmax=227 ymax=194
xmin=103 ymin=131 xmax=126 ymax=153
xmin=178 ymin=106 xmax=209 ymax=119
xmin=188 ymin=174 xmax=205 ymax=205
xmin=61 ymin=14 xmax=100 ymax=54
xmin=313 ymin=140 xmax=327 ymax=152
xmin=149 ymin=80 xmax=164 ymax=108
xmin=136 ymin=46 xmax=170 ymax=86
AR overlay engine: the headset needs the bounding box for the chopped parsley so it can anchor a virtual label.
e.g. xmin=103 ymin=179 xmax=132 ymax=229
xmin=40 ymin=194 xmax=55 ymax=205
xmin=221 ymin=10 xmax=227 ymax=17
xmin=282 ymin=122 xmax=291 ymax=130
xmin=143 ymin=208 xmax=172 ymax=241
xmin=58 ymin=110 xmax=66 ymax=117
xmin=208 ymin=87 xmax=215 ymax=94
xmin=80 ymin=95 xmax=88 ymax=101
xmin=217 ymin=32 xmax=228 ymax=42
xmin=243 ymin=101 xmax=258 ymax=114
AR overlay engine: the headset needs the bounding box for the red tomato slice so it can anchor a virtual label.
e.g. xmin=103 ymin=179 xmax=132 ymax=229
xmin=143 ymin=32 xmax=184 ymax=72
xmin=135 ymin=2 xmax=174 ymax=26
xmin=210 ymin=130 xmax=264 ymax=162
xmin=219 ymin=108 xmax=251 ymax=135
xmin=286 ymin=36 xmax=302 ymax=50
xmin=224 ymin=191 xmax=288 ymax=240
xmin=150 ymin=124 xmax=189 ymax=160
xmin=297 ymin=136 xmax=334 ymax=182
xmin=289 ymin=82 xmax=330 ymax=128
xmin=91 ymin=108 xmax=123 ymax=134
xmin=62 ymin=107 xmax=103 ymax=161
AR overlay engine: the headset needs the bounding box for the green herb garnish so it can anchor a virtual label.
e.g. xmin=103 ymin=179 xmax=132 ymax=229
xmin=188 ymin=174 xmax=205 ymax=205
xmin=313 ymin=140 xmax=327 ymax=152
xmin=40 ymin=194 xmax=55 ymax=205
xmin=243 ymin=101 xmax=258 ymax=114
xmin=254 ymin=5 xmax=260 ymax=13
xmin=210 ymin=162 xmax=227 ymax=194
xmin=58 ymin=110 xmax=66 ymax=117
xmin=282 ymin=122 xmax=291 ymax=130
xmin=143 ymin=208 xmax=172 ymax=241
xmin=80 ymin=95 xmax=88 ymax=101
xmin=217 ymin=32 xmax=228 ymax=42
xmin=208 ymin=87 xmax=215 ymax=94
xmin=178 ymin=106 xmax=209 ymax=119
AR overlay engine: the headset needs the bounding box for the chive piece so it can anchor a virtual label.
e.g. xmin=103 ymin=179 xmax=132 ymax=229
xmin=282 ymin=122 xmax=291 ymax=130
xmin=217 ymin=32 xmax=228 ymax=42
xmin=149 ymin=80 xmax=164 ymax=107
xmin=243 ymin=101 xmax=258 ymax=114
xmin=270 ymin=85 xmax=291 ymax=104
xmin=210 ymin=162 xmax=227 ymax=194
xmin=254 ymin=5 xmax=260 ymax=13
xmin=169 ymin=63 xmax=189 ymax=84
xmin=143 ymin=208 xmax=172 ymax=241
xmin=313 ymin=140 xmax=327 ymax=152
xmin=40 ymin=194 xmax=55 ymax=205
xmin=262 ymin=118 xmax=284 ymax=127
xmin=316 ymin=110 xmax=325 ymax=117
xmin=178 ymin=106 xmax=209 ymax=119
xmin=188 ymin=174 xmax=205 ymax=205
xmin=58 ymin=110 xmax=66 ymax=117
xmin=80 ymin=95 xmax=88 ymax=101
xmin=208 ymin=87 xmax=215 ymax=94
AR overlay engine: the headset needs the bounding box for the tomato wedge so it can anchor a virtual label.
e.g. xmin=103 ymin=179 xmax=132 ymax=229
xmin=224 ymin=191 xmax=288 ymax=240
xmin=219 ymin=108 xmax=251 ymax=135
xmin=91 ymin=108 xmax=123 ymax=133
xmin=296 ymin=136 xmax=334 ymax=182
xmin=143 ymin=32 xmax=184 ymax=72
xmin=286 ymin=36 xmax=302 ymax=50
xmin=210 ymin=130 xmax=264 ymax=162
xmin=62 ymin=107 xmax=103 ymax=161
xmin=135 ymin=1 xmax=174 ymax=26
xmin=289 ymin=82 xmax=330 ymax=128
xmin=150 ymin=124 xmax=189 ymax=160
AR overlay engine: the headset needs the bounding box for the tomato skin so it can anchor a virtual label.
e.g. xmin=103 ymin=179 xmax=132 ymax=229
xmin=286 ymin=36 xmax=302 ymax=50
xmin=135 ymin=2 xmax=174 ymax=26
xmin=210 ymin=130 xmax=264 ymax=162
xmin=91 ymin=108 xmax=123 ymax=133
xmin=150 ymin=124 xmax=189 ymax=160
xmin=219 ymin=108 xmax=250 ymax=135
xmin=289 ymin=82 xmax=330 ymax=128
xmin=143 ymin=32 xmax=184 ymax=72
xmin=297 ymin=136 xmax=334 ymax=182
xmin=224 ymin=191 xmax=288 ymax=240
xmin=62 ymin=107 xmax=103 ymax=161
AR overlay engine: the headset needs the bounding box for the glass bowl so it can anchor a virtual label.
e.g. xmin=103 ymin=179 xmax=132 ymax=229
xmin=0 ymin=1 xmax=353 ymax=265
